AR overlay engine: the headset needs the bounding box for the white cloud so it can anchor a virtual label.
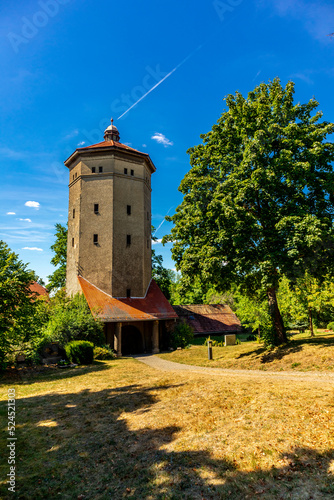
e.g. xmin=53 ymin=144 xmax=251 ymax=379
xmin=6 ymin=212 xmax=15 ymax=215
xmin=64 ymin=130 xmax=79 ymax=140
xmin=25 ymin=201 xmax=40 ymax=209
xmin=152 ymin=238 xmax=163 ymax=245
xmin=262 ymin=0 xmax=334 ymax=41
xmin=22 ymin=247 xmax=43 ymax=252
xmin=142 ymin=144 xmax=147 ymax=148
xmin=18 ymin=218 xmax=32 ymax=223
xmin=290 ymin=72 xmax=314 ymax=85
xmin=151 ymin=133 xmax=174 ymax=147
xmin=77 ymin=141 xmax=86 ymax=146
xmin=0 ymin=147 xmax=27 ymax=160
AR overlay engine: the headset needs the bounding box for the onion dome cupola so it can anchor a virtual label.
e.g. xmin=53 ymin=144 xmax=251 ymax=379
xmin=104 ymin=118 xmax=120 ymax=142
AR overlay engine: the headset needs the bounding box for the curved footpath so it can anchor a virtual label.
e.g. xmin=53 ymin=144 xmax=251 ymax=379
xmin=133 ymin=354 xmax=334 ymax=384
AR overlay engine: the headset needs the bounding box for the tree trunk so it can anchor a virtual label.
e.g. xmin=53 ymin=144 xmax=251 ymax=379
xmin=267 ymin=287 xmax=287 ymax=344
xmin=308 ymin=307 xmax=314 ymax=337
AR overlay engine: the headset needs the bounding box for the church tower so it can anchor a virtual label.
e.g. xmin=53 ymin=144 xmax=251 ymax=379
xmin=64 ymin=120 xmax=177 ymax=356
xmin=65 ymin=120 xmax=155 ymax=299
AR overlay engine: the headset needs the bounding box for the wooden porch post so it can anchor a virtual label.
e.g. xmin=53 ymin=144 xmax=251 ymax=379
xmin=114 ymin=322 xmax=122 ymax=357
xmin=152 ymin=320 xmax=159 ymax=354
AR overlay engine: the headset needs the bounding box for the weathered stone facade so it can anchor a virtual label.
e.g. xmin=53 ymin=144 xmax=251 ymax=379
xmin=65 ymin=129 xmax=155 ymax=298
xmin=64 ymin=121 xmax=178 ymax=355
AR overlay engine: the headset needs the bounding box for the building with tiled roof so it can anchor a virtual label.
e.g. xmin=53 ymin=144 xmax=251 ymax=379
xmin=172 ymin=304 xmax=241 ymax=336
xmin=64 ymin=120 xmax=177 ymax=355
xmin=29 ymin=281 xmax=49 ymax=298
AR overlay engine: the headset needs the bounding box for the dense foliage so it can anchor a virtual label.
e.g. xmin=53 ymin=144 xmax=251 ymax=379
xmin=170 ymin=322 xmax=194 ymax=349
xmin=93 ymin=345 xmax=115 ymax=360
xmin=47 ymin=223 xmax=67 ymax=291
xmin=65 ymin=340 xmax=94 ymax=365
xmin=164 ymin=79 xmax=334 ymax=345
xmin=0 ymin=241 xmax=40 ymax=368
xmin=42 ymin=292 xmax=104 ymax=347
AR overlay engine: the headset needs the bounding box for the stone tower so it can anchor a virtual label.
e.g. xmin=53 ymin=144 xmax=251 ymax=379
xmin=64 ymin=120 xmax=177 ymax=356
xmin=65 ymin=120 xmax=155 ymax=299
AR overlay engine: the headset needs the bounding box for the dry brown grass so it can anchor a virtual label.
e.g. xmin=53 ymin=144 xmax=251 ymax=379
xmin=158 ymin=331 xmax=334 ymax=372
xmin=1 ymin=358 xmax=334 ymax=499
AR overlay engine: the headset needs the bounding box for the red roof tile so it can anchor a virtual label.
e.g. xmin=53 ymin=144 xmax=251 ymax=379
xmin=78 ymin=140 xmax=143 ymax=154
xmin=64 ymin=140 xmax=156 ymax=172
xmin=29 ymin=282 xmax=49 ymax=297
xmin=78 ymin=276 xmax=178 ymax=322
xmin=172 ymin=304 xmax=241 ymax=334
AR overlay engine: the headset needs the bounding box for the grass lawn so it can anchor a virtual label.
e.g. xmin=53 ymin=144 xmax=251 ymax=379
xmin=158 ymin=331 xmax=334 ymax=372
xmin=1 ymin=357 xmax=334 ymax=499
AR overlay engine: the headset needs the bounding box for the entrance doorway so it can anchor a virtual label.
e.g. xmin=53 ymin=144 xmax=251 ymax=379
xmin=121 ymin=325 xmax=144 ymax=355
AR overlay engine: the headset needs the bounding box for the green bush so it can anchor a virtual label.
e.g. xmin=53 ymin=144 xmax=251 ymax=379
xmin=43 ymin=293 xmax=104 ymax=347
xmin=93 ymin=345 xmax=115 ymax=360
xmin=204 ymin=336 xmax=223 ymax=347
xmin=170 ymin=322 xmax=194 ymax=349
xmin=327 ymin=322 xmax=334 ymax=331
xmin=247 ymin=334 xmax=257 ymax=341
xmin=65 ymin=340 xmax=94 ymax=365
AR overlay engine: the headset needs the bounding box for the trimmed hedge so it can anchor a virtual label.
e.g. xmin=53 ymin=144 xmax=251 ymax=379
xmin=93 ymin=345 xmax=115 ymax=360
xmin=65 ymin=340 xmax=94 ymax=365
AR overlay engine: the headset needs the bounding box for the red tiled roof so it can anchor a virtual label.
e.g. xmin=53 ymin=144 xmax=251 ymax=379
xmin=29 ymin=282 xmax=49 ymax=297
xmin=78 ymin=276 xmax=178 ymax=322
xmin=172 ymin=304 xmax=241 ymax=334
xmin=64 ymin=140 xmax=156 ymax=172
xmin=78 ymin=140 xmax=143 ymax=154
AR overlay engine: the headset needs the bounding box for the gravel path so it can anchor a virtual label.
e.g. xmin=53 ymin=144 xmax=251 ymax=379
xmin=133 ymin=354 xmax=334 ymax=384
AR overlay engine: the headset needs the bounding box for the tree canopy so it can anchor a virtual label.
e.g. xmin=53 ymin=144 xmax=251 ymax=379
xmin=0 ymin=241 xmax=38 ymax=365
xmin=47 ymin=223 xmax=67 ymax=291
xmin=164 ymin=79 xmax=334 ymax=344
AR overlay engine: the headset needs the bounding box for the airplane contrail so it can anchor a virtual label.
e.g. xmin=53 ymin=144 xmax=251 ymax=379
xmin=117 ymin=44 xmax=204 ymax=120
xmin=153 ymin=206 xmax=175 ymax=236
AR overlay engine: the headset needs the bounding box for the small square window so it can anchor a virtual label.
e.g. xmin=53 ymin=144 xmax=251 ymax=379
xmin=126 ymin=288 xmax=131 ymax=298
xmin=75 ymin=172 xmax=78 ymax=178
xmin=94 ymin=203 xmax=99 ymax=214
xmin=124 ymin=168 xmax=128 ymax=174
xmin=93 ymin=234 xmax=98 ymax=245
xmin=126 ymin=234 xmax=131 ymax=246
xmin=131 ymin=169 xmax=134 ymax=176
xmin=127 ymin=205 xmax=131 ymax=215
xmin=99 ymin=166 xmax=103 ymax=173
xmin=92 ymin=167 xmax=96 ymax=173
xmin=72 ymin=238 xmax=74 ymax=247
xmin=73 ymin=209 xmax=75 ymax=218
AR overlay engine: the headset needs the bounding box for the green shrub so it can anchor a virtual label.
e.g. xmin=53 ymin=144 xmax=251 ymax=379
xmin=43 ymin=293 xmax=104 ymax=347
xmin=93 ymin=345 xmax=115 ymax=360
xmin=170 ymin=322 xmax=194 ymax=349
xmin=247 ymin=334 xmax=257 ymax=341
xmin=204 ymin=337 xmax=223 ymax=347
xmin=65 ymin=340 xmax=94 ymax=365
xmin=327 ymin=322 xmax=334 ymax=331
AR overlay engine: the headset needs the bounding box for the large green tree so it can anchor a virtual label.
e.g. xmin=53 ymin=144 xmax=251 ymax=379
xmin=47 ymin=223 xmax=67 ymax=291
xmin=164 ymin=79 xmax=334 ymax=345
xmin=0 ymin=241 xmax=37 ymax=366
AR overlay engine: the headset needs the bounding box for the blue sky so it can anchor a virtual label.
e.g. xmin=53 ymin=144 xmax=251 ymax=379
xmin=1 ymin=0 xmax=334 ymax=283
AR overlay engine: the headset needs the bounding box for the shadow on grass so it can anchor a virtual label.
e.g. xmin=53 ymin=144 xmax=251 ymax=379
xmin=291 ymin=336 xmax=334 ymax=348
xmin=1 ymin=381 xmax=334 ymax=499
xmin=260 ymin=344 xmax=303 ymax=364
xmin=0 ymin=360 xmax=112 ymax=386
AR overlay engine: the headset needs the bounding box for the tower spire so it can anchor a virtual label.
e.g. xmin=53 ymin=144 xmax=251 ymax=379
xmin=104 ymin=118 xmax=120 ymax=142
